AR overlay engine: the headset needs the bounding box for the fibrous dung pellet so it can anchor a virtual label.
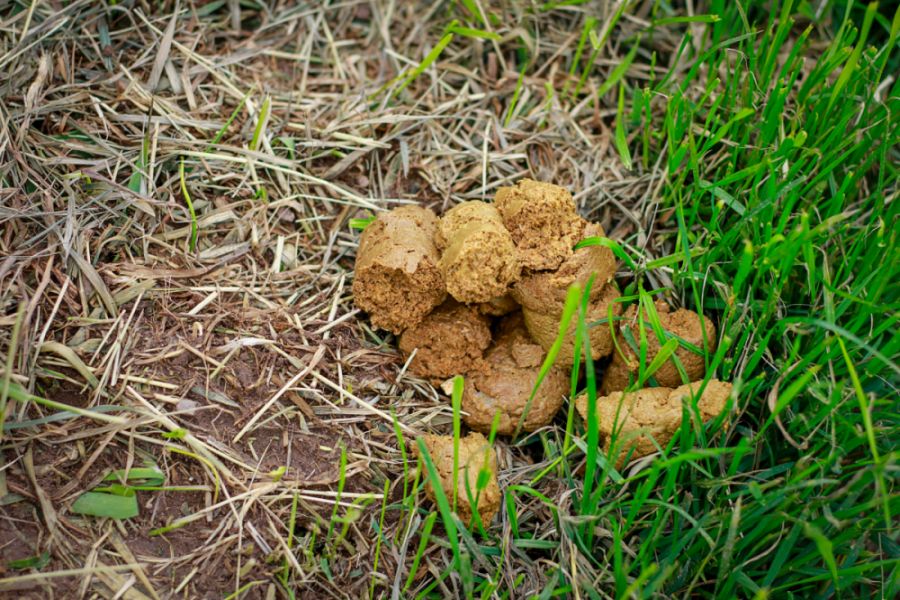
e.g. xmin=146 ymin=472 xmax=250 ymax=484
xmin=398 ymin=300 xmax=491 ymax=381
xmin=352 ymin=206 xmax=446 ymax=334
xmin=436 ymin=202 xmax=520 ymax=304
xmin=494 ymin=179 xmax=584 ymax=272
xmin=513 ymin=222 xmax=617 ymax=308
xmin=575 ymin=379 xmax=732 ymax=467
xmin=462 ymin=313 xmax=568 ymax=435
xmin=601 ymin=300 xmax=717 ymax=393
xmin=413 ymin=432 xmax=501 ymax=526
xmin=517 ymin=282 xmax=622 ymax=366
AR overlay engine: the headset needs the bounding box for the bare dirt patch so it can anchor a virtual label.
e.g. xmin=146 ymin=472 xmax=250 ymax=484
xmin=2 ymin=278 xmax=368 ymax=597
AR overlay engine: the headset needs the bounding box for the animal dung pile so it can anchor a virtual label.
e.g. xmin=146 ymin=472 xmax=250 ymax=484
xmin=353 ymin=178 xmax=730 ymax=523
xmin=354 ymin=179 xmax=607 ymax=437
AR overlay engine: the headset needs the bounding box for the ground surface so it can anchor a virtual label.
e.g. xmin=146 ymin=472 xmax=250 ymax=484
xmin=0 ymin=1 xmax=897 ymax=599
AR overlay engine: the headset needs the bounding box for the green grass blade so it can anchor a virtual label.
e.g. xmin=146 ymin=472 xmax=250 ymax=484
xmin=451 ymin=375 xmax=464 ymax=514
xmin=826 ymin=2 xmax=877 ymax=116
xmin=512 ymin=286 xmax=581 ymax=439
xmin=837 ymin=337 xmax=891 ymax=533
xmin=396 ymin=33 xmax=455 ymax=98
xmin=0 ymin=303 xmax=25 ymax=439
xmin=597 ymin=39 xmax=640 ymax=98
xmin=504 ymin=65 xmax=527 ymax=127
xmin=574 ymin=236 xmax=637 ymax=270
xmin=416 ymin=439 xmax=461 ymax=566
xmin=179 ymin=158 xmax=198 ymax=252
xmin=71 ymin=491 xmax=138 ymax=519
xmin=403 ymin=513 xmax=437 ymax=593
xmin=614 ymin=83 xmax=633 ymax=170
xmin=249 ymin=95 xmax=271 ymax=152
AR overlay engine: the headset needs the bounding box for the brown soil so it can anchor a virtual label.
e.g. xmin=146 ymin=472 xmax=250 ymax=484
xmin=575 ymin=379 xmax=732 ymax=467
xmin=462 ymin=314 xmax=568 ymax=435
xmin=353 ymin=205 xmax=447 ymax=333
xmin=601 ymin=300 xmax=717 ymax=393
xmin=436 ymin=202 xmax=520 ymax=304
xmin=398 ymin=300 xmax=491 ymax=381
xmin=412 ymin=432 xmax=501 ymax=527
xmin=494 ymin=179 xmax=584 ymax=272
xmin=0 ymin=301 xmax=359 ymax=598
xmin=521 ymin=282 xmax=623 ymax=366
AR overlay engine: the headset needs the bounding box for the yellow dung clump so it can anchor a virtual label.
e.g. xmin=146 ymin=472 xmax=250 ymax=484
xmin=413 ymin=432 xmax=501 ymax=526
xmin=575 ymin=380 xmax=732 ymax=467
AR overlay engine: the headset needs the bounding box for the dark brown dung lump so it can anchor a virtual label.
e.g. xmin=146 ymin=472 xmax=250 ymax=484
xmin=398 ymin=300 xmax=492 ymax=381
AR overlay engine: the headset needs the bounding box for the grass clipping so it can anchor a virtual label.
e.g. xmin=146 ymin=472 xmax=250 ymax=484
xmin=353 ymin=179 xmax=730 ymax=520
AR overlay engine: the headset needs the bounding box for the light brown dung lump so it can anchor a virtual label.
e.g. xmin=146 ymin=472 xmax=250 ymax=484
xmin=601 ymin=300 xmax=717 ymax=394
xmin=398 ymin=300 xmax=491 ymax=381
xmin=519 ymin=283 xmax=622 ymax=366
xmin=513 ymin=221 xmax=617 ymax=310
xmin=352 ymin=206 xmax=446 ymax=334
xmin=436 ymin=202 xmax=520 ymax=304
xmin=575 ymin=379 xmax=732 ymax=467
xmin=494 ymin=179 xmax=584 ymax=272
xmin=413 ymin=432 xmax=501 ymax=526
xmin=462 ymin=313 xmax=568 ymax=436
